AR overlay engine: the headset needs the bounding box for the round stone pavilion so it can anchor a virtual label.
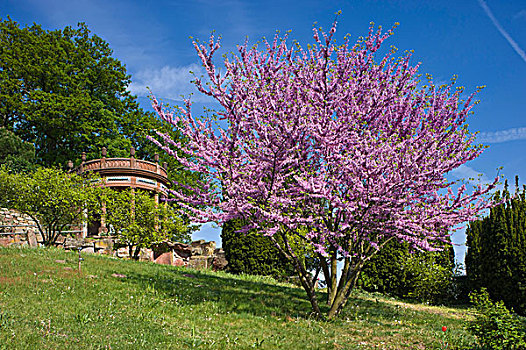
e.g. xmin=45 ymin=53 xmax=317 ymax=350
xmin=72 ymin=147 xmax=170 ymax=237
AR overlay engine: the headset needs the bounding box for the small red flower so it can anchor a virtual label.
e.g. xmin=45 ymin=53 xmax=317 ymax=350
xmin=442 ymin=326 xmax=447 ymax=332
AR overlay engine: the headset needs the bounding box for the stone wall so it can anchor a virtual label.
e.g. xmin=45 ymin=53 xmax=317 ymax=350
xmin=0 ymin=207 xmax=40 ymax=247
xmin=56 ymin=236 xmax=227 ymax=271
xmin=0 ymin=207 xmax=227 ymax=271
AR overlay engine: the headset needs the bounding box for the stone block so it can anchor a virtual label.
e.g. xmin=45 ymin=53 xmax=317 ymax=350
xmin=82 ymin=246 xmax=95 ymax=254
xmin=212 ymin=254 xmax=228 ymax=271
xmin=55 ymin=235 xmax=66 ymax=245
xmin=188 ymin=256 xmax=208 ymax=270
xmin=201 ymin=241 xmax=216 ymax=256
xmin=64 ymin=237 xmax=84 ymax=250
xmin=27 ymin=231 xmax=38 ymax=247
xmin=191 ymin=246 xmax=202 ymax=255
xmin=173 ymin=258 xmax=186 ymax=267
xmin=94 ymin=238 xmax=113 ymax=251
xmin=154 ymin=252 xmax=173 ymax=265
xmin=191 ymin=240 xmax=205 ymax=247
xmin=0 ymin=237 xmax=11 ymax=247
xmin=173 ymin=245 xmax=192 ymax=258
xmin=139 ymin=248 xmax=153 ymax=262
xmin=115 ymin=247 xmax=129 ymax=258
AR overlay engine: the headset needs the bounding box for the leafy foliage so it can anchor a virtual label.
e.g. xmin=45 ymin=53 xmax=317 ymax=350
xmin=359 ymin=240 xmax=455 ymax=304
xmin=103 ymin=188 xmax=189 ymax=259
xmin=0 ymin=166 xmax=101 ymax=245
xmin=0 ymin=17 xmax=165 ymax=168
xmin=150 ymin=19 xmax=497 ymax=319
xmin=221 ymin=219 xmax=295 ymax=279
xmin=466 ymin=178 xmax=526 ymax=315
xmin=468 ymin=289 xmax=526 ymax=350
xmin=0 ymin=127 xmax=36 ymax=172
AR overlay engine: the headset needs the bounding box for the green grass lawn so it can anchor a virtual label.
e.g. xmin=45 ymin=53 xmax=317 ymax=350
xmin=0 ymin=246 xmax=477 ymax=349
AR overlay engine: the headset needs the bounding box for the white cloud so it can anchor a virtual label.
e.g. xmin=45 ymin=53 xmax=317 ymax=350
xmin=450 ymin=164 xmax=492 ymax=184
xmin=128 ymin=64 xmax=213 ymax=103
xmin=513 ymin=9 xmax=526 ymax=20
xmin=477 ymin=127 xmax=526 ymax=143
xmin=450 ymin=164 xmax=505 ymax=195
xmin=478 ymin=0 xmax=526 ymax=64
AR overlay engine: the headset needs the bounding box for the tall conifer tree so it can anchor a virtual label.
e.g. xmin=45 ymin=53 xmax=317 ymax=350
xmin=466 ymin=177 xmax=526 ymax=315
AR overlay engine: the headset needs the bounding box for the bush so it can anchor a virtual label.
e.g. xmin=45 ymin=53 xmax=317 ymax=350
xmin=103 ymin=188 xmax=189 ymax=260
xmin=221 ymin=219 xmax=295 ymax=279
xmin=468 ymin=288 xmax=526 ymax=350
xmin=359 ymin=239 xmax=456 ymax=304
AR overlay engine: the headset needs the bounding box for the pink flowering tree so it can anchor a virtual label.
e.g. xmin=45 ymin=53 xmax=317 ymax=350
xmin=149 ymin=21 xmax=497 ymax=319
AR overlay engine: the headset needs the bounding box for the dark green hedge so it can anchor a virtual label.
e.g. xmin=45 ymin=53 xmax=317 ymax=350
xmin=466 ymin=178 xmax=526 ymax=315
xmin=358 ymin=239 xmax=455 ymax=304
xmin=221 ymin=219 xmax=295 ymax=279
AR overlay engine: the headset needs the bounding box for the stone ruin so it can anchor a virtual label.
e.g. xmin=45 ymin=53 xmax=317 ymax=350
xmin=0 ymin=207 xmax=227 ymax=271
xmin=151 ymin=240 xmax=228 ymax=271
xmin=0 ymin=207 xmax=39 ymax=247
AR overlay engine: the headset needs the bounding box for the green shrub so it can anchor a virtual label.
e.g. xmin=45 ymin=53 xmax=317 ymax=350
xmin=400 ymin=252 xmax=456 ymax=303
xmin=359 ymin=239 xmax=455 ymax=304
xmin=221 ymin=219 xmax=295 ymax=279
xmin=468 ymin=288 xmax=526 ymax=350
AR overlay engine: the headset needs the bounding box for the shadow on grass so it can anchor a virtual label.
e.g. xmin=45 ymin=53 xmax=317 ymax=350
xmin=120 ymin=265 xmax=420 ymax=324
xmin=123 ymin=267 xmax=326 ymax=319
xmin=2 ymin=247 xmax=449 ymax=324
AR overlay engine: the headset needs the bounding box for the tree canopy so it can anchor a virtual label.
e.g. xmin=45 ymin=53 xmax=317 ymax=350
xmin=0 ymin=166 xmax=102 ymax=246
xmin=103 ymin=188 xmax=190 ymax=260
xmin=150 ymin=20 xmax=497 ymax=319
xmin=0 ymin=17 xmax=163 ymax=167
xmin=0 ymin=127 xmax=36 ymax=172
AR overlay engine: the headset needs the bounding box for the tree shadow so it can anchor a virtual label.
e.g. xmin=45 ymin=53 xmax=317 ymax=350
xmin=123 ymin=267 xmax=327 ymax=319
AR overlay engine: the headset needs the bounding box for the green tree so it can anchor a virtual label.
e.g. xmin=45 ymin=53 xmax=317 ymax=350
xmin=0 ymin=166 xmax=101 ymax=246
xmin=0 ymin=17 xmax=204 ymax=221
xmin=103 ymin=188 xmax=189 ymax=260
xmin=466 ymin=178 xmax=526 ymax=315
xmin=0 ymin=17 xmax=163 ymax=167
xmin=359 ymin=239 xmax=455 ymax=303
xmin=221 ymin=219 xmax=296 ymax=279
xmin=0 ymin=127 xmax=36 ymax=172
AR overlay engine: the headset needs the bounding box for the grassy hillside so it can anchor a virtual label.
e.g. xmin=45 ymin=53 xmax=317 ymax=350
xmin=0 ymin=247 xmax=477 ymax=349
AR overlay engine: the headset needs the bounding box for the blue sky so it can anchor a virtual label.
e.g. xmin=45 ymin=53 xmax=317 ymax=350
xmin=2 ymin=0 xmax=525 ymax=263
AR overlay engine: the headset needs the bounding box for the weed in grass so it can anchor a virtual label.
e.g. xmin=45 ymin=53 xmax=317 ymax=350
xmin=251 ymin=337 xmax=265 ymax=348
xmin=183 ymin=325 xmax=205 ymax=348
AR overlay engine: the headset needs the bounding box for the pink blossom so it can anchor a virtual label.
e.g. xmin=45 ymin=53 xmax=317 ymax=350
xmin=150 ymin=20 xmax=497 ymax=319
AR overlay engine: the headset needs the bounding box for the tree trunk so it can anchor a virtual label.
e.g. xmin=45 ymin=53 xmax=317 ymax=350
xmin=326 ymin=262 xmax=364 ymax=320
xmin=327 ymin=253 xmax=338 ymax=305
xmin=296 ymin=267 xmax=324 ymax=319
xmin=132 ymin=246 xmax=141 ymax=260
xmin=270 ymin=232 xmax=325 ymax=319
